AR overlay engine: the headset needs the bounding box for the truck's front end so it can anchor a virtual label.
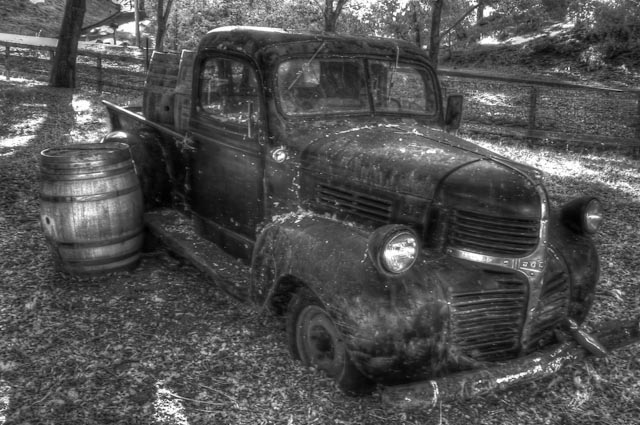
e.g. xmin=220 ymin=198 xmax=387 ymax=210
xmin=229 ymin=28 xmax=609 ymax=397
xmin=288 ymin=123 xmax=602 ymax=386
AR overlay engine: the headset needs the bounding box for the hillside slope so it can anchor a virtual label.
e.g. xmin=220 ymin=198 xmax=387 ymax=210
xmin=440 ymin=22 xmax=640 ymax=89
xmin=0 ymin=2 xmax=637 ymax=89
xmin=0 ymin=0 xmax=121 ymax=37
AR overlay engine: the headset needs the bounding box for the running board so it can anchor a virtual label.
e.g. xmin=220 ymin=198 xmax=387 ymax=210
xmin=144 ymin=209 xmax=249 ymax=301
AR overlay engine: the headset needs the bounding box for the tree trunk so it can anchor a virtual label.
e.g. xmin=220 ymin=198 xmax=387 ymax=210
xmin=134 ymin=0 xmax=141 ymax=47
xmin=412 ymin=1 xmax=422 ymax=47
xmin=428 ymin=0 xmax=443 ymax=68
xmin=324 ymin=0 xmax=349 ymax=33
xmin=154 ymin=0 xmax=174 ymax=51
xmin=49 ymin=0 xmax=86 ymax=88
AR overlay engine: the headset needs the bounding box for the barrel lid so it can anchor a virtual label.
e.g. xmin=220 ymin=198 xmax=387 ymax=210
xmin=40 ymin=142 xmax=132 ymax=168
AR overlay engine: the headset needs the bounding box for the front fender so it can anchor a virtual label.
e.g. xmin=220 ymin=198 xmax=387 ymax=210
xmin=548 ymin=211 xmax=600 ymax=324
xmin=250 ymin=213 xmax=380 ymax=310
xmin=250 ymin=213 xmax=465 ymax=383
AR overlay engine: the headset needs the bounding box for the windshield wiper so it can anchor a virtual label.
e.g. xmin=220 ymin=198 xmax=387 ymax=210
xmin=287 ymin=41 xmax=327 ymax=91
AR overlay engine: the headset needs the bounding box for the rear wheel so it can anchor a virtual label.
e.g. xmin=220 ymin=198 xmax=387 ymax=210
xmin=286 ymin=288 xmax=374 ymax=395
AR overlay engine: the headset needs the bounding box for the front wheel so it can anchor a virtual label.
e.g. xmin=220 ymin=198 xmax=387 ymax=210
xmin=286 ymin=288 xmax=374 ymax=395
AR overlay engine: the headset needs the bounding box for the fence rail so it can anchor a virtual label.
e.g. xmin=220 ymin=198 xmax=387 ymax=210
xmin=0 ymin=33 xmax=148 ymax=93
xmin=2 ymin=33 xmax=639 ymax=149
xmin=440 ymin=68 xmax=640 ymax=148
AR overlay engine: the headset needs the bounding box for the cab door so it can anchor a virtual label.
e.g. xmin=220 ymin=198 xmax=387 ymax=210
xmin=189 ymin=54 xmax=265 ymax=258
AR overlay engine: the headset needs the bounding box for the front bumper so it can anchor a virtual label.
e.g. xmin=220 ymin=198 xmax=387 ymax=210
xmin=381 ymin=316 xmax=640 ymax=410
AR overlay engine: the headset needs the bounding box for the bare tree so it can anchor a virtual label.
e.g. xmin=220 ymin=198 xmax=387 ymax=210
xmin=324 ymin=0 xmax=349 ymax=32
xmin=428 ymin=0 xmax=444 ymax=67
xmin=49 ymin=0 xmax=86 ymax=88
xmin=441 ymin=2 xmax=482 ymax=39
xmin=477 ymin=0 xmax=485 ymax=23
xmin=410 ymin=0 xmax=423 ymax=47
xmin=155 ymin=0 xmax=175 ymax=51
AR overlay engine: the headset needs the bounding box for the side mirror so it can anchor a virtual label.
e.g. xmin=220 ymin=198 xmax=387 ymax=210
xmin=445 ymin=94 xmax=463 ymax=132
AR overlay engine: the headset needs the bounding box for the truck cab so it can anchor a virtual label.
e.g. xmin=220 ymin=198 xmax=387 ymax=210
xmin=103 ymin=26 xmax=604 ymax=395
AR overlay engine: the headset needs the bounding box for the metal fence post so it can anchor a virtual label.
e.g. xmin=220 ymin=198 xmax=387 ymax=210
xmin=145 ymin=37 xmax=150 ymax=71
xmin=635 ymin=93 xmax=640 ymax=156
xmin=96 ymin=55 xmax=103 ymax=92
xmin=528 ymin=86 xmax=538 ymax=136
xmin=4 ymin=45 xmax=9 ymax=79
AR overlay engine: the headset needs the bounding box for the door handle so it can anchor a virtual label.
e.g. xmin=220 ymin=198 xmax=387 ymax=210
xmin=270 ymin=147 xmax=289 ymax=163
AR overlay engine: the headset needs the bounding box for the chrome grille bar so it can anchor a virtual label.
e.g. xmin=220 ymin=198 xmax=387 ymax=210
xmin=524 ymin=268 xmax=570 ymax=352
xmin=449 ymin=273 xmax=528 ymax=361
xmin=316 ymin=184 xmax=393 ymax=223
xmin=449 ymin=209 xmax=539 ymax=256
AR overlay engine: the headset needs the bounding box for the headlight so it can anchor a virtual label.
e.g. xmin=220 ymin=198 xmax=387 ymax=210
xmin=561 ymin=197 xmax=604 ymax=235
xmin=368 ymin=225 xmax=420 ymax=276
xmin=583 ymin=198 xmax=604 ymax=233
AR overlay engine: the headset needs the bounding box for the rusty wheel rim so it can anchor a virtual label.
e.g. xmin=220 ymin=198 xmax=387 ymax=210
xmin=295 ymin=304 xmax=346 ymax=378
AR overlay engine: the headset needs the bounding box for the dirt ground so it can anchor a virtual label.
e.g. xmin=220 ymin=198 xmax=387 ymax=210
xmin=1 ymin=75 xmax=639 ymax=424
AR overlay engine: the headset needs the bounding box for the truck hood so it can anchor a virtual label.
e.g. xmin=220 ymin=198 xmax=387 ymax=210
xmin=298 ymin=123 xmax=542 ymax=202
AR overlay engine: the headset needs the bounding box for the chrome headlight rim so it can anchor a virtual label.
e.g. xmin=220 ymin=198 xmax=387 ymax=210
xmin=367 ymin=224 xmax=420 ymax=277
xmin=561 ymin=196 xmax=604 ymax=235
xmin=582 ymin=197 xmax=604 ymax=234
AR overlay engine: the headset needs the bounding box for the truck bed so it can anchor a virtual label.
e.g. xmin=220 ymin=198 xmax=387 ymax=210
xmin=102 ymin=100 xmax=186 ymax=140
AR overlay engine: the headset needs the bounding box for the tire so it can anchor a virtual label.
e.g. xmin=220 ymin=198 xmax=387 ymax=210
xmin=286 ymin=288 xmax=374 ymax=395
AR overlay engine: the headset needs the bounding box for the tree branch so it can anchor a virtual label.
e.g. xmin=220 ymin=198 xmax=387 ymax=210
xmin=162 ymin=0 xmax=175 ymax=22
xmin=440 ymin=3 xmax=480 ymax=38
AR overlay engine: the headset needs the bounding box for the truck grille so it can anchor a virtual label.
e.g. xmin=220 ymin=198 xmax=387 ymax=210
xmin=448 ymin=209 xmax=539 ymax=257
xmin=524 ymin=268 xmax=570 ymax=352
xmin=315 ymin=184 xmax=392 ymax=224
xmin=449 ymin=271 xmax=527 ymax=361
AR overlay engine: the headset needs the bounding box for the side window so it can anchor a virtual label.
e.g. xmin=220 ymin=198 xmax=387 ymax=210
xmin=198 ymin=57 xmax=260 ymax=131
xmin=369 ymin=61 xmax=437 ymax=115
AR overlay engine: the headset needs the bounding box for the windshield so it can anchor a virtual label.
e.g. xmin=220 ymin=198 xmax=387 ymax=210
xmin=276 ymin=58 xmax=437 ymax=117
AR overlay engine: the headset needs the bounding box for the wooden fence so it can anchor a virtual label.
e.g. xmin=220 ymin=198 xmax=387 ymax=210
xmin=1 ymin=33 xmax=639 ymax=149
xmin=0 ymin=33 xmax=148 ymax=93
xmin=440 ymin=69 xmax=640 ymax=148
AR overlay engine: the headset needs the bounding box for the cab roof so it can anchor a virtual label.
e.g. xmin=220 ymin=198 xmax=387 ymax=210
xmin=197 ymin=26 xmax=432 ymax=66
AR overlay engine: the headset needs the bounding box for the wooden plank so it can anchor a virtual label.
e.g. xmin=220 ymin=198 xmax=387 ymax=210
xmin=0 ymin=33 xmax=145 ymax=64
xmin=143 ymin=51 xmax=180 ymax=125
xmin=79 ymin=48 xmax=145 ymax=64
xmin=440 ymin=67 xmax=639 ymax=94
xmin=174 ymin=50 xmax=195 ymax=133
xmin=0 ymin=33 xmax=57 ymax=50
xmin=463 ymin=124 xmax=640 ymax=147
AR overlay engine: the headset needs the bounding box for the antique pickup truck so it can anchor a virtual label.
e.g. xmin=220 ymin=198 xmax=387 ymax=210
xmin=101 ymin=26 xmax=638 ymax=408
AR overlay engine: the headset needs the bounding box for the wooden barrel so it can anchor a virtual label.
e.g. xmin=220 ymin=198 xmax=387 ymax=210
xmin=39 ymin=142 xmax=144 ymax=275
xmin=143 ymin=51 xmax=180 ymax=125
